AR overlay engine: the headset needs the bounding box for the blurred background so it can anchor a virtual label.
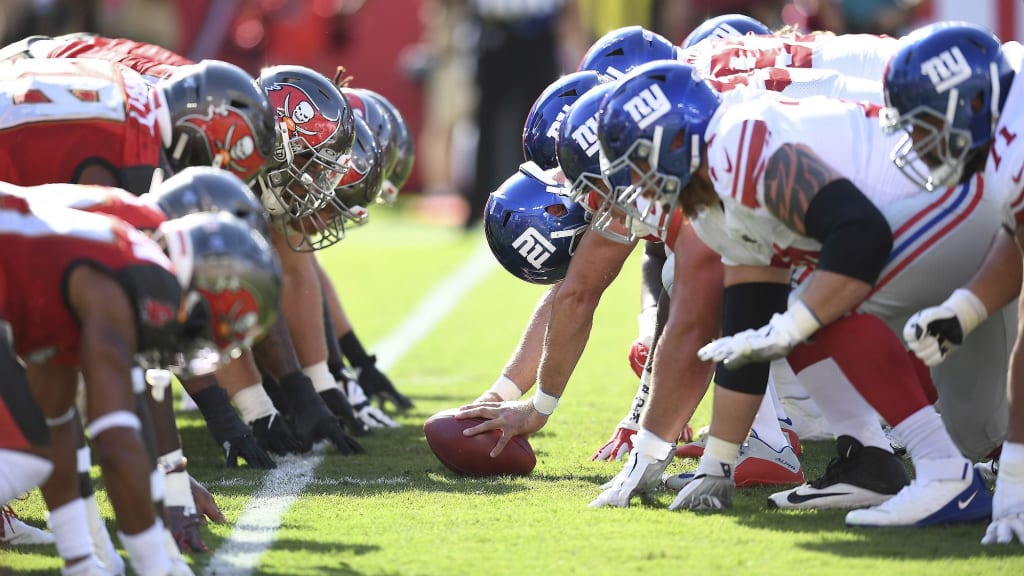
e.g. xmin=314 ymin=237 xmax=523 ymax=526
xmin=0 ymin=0 xmax=1020 ymax=228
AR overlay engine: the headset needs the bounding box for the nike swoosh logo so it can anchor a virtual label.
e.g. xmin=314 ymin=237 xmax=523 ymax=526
xmin=957 ymin=490 xmax=978 ymax=510
xmin=778 ymin=417 xmax=793 ymax=427
xmin=786 ymin=491 xmax=851 ymax=504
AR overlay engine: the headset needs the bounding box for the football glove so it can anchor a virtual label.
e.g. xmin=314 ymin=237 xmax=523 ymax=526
xmin=319 ymin=387 xmax=372 ymax=436
xmin=904 ymin=289 xmax=987 ymax=367
xmin=249 ymin=413 xmax=306 ymax=455
xmin=286 ymin=384 xmax=365 ymax=455
xmin=165 ymin=505 xmax=207 ymax=553
xmin=354 ymin=357 xmax=415 ymax=411
xmin=667 ymin=465 xmax=735 ymax=511
xmin=591 ymin=422 xmax=638 ymax=462
xmin=983 ymin=471 xmax=1024 ymax=545
xmin=698 ymin=302 xmax=821 ymax=370
xmin=223 ymin=433 xmax=276 ymax=469
xmin=344 ymin=377 xmax=400 ymax=429
xmin=628 ymin=337 xmax=651 ymax=379
xmin=589 ymin=429 xmax=674 ymax=508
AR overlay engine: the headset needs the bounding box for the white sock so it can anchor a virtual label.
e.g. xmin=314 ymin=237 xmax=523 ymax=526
xmin=84 ymin=494 xmax=124 ymax=575
xmin=48 ymin=499 xmax=95 ymax=562
xmin=767 ymin=359 xmax=792 ymax=423
xmin=697 ymin=436 xmax=740 ymax=477
xmin=164 ymin=469 xmax=197 ymax=514
xmin=233 ymin=382 xmax=277 ymax=423
xmin=796 ymin=358 xmax=891 ymax=450
xmin=749 ymin=392 xmax=789 ymax=449
xmin=119 ymin=519 xmax=172 ymax=576
xmin=0 ymin=450 xmax=52 ymax=504
xmin=895 ymin=405 xmax=963 ymax=463
xmin=1000 ymin=441 xmax=1024 ymax=480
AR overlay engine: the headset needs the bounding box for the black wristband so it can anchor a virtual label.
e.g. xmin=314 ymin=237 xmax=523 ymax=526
xmin=714 ymin=282 xmax=788 ymax=395
xmin=338 ymin=331 xmax=372 ymax=367
xmin=804 ymin=178 xmax=892 ymax=285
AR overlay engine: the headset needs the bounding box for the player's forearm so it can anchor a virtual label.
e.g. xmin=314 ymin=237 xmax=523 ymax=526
xmin=796 ymin=269 xmax=873 ymax=326
xmin=534 ymin=287 xmax=598 ymax=399
xmin=501 ymin=284 xmax=557 ymax=392
xmin=965 ymin=227 xmax=1023 ymax=313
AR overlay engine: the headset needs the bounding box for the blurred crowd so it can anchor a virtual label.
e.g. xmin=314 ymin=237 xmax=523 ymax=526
xmin=0 ymin=0 xmax=937 ymax=230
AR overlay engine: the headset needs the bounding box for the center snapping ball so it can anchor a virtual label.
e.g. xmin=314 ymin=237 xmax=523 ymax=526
xmin=423 ymin=408 xmax=536 ymax=476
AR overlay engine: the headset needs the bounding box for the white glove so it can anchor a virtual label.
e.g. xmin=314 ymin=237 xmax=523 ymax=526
xmin=589 ymin=429 xmax=674 ymax=508
xmin=698 ymin=301 xmax=821 ymax=370
xmin=667 ymin=470 xmax=735 ymax=511
xmin=344 ymin=378 xmax=400 ymax=429
xmin=983 ymin=471 xmax=1024 ymax=545
xmin=904 ymin=289 xmax=987 ymax=367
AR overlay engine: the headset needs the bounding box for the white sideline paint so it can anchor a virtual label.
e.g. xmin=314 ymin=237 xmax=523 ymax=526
xmin=203 ymin=241 xmax=496 ymax=576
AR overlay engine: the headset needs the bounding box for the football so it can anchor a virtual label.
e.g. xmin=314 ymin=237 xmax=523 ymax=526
xmin=423 ymin=408 xmax=537 ymax=476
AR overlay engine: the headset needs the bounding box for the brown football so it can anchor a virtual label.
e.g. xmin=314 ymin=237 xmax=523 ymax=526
xmin=423 ymin=409 xmax=536 ymax=476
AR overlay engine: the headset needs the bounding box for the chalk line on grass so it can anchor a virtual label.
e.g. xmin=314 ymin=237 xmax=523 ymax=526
xmin=203 ymin=240 xmax=495 ymax=576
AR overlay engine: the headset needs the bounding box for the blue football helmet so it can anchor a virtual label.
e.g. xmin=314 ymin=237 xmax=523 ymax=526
xmin=578 ymin=26 xmax=678 ymax=81
xmin=484 ymin=162 xmax=589 ymax=284
xmin=522 ymin=70 xmax=604 ymax=170
xmin=681 ymin=14 xmax=772 ymax=49
xmin=596 ymin=61 xmax=721 ymax=240
xmin=881 ymin=21 xmax=1013 ymax=191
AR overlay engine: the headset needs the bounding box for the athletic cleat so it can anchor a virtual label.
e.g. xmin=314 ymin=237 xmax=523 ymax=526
xmin=0 ymin=506 xmax=54 ymax=546
xmin=665 ymin=435 xmax=804 ymax=489
xmin=778 ymin=417 xmax=802 ymax=457
xmin=975 ymin=459 xmax=998 ymax=485
xmin=846 ymin=466 xmax=992 ymax=527
xmin=668 ymin=472 xmax=735 ymax=511
xmin=675 ymin=435 xmax=706 ymax=459
xmin=768 ymin=435 xmax=909 ymax=510
xmin=882 ymin=424 xmax=908 ymax=458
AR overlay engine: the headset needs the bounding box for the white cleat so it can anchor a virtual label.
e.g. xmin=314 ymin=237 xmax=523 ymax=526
xmin=846 ymin=464 xmax=991 ymax=527
xmin=0 ymin=507 xmax=55 ymax=546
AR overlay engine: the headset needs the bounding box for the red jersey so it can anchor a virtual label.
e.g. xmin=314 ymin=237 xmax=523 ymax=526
xmin=4 ymin=182 xmax=168 ymax=231
xmin=0 ymin=58 xmax=172 ymax=195
xmin=0 ymin=193 xmax=181 ymax=366
xmin=40 ymin=35 xmax=194 ymax=81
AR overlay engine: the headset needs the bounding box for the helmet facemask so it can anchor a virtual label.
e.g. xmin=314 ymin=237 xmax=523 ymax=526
xmin=881 ymin=100 xmax=974 ymax=191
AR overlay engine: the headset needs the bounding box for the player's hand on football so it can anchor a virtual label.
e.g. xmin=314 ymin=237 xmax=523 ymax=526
xmin=456 ymin=400 xmax=546 ymax=458
xmin=344 ymin=378 xmax=400 ymax=429
xmin=249 ymin=413 xmax=305 ymax=455
xmin=591 ymin=423 xmax=638 ymax=462
xmin=223 ymin=432 xmax=276 ymax=469
xmin=190 ymin=475 xmax=226 ymax=524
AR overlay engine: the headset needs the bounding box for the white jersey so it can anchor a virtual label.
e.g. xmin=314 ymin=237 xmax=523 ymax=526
xmin=689 ymin=95 xmax=918 ymax=268
xmin=709 ymin=67 xmax=883 ymax=105
xmin=985 ymin=48 xmax=1024 ymax=230
xmin=681 ymin=33 xmax=899 ymax=83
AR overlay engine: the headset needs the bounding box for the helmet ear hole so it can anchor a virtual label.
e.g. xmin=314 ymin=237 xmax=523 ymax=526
xmin=502 ymin=210 xmax=513 ymax=228
xmin=545 ymin=204 xmax=568 ymax=217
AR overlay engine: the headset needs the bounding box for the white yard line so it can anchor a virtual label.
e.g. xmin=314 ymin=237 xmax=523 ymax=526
xmin=203 ymin=241 xmax=495 ymax=576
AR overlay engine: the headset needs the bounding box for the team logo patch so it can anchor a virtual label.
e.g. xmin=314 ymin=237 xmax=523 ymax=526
xmin=920 ymin=46 xmax=972 ymax=93
xmin=265 ymin=82 xmax=340 ymax=158
xmin=545 ymin=105 xmax=571 ymax=140
xmin=709 ymin=23 xmax=742 ymax=41
xmin=141 ymin=297 xmax=177 ymax=328
xmin=198 ymin=286 xmax=262 ymax=350
xmin=180 ymin=107 xmax=263 ymax=181
xmin=623 ymin=83 xmax=671 ymax=130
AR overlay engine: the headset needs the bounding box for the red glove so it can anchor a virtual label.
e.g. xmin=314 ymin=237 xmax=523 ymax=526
xmin=628 ymin=339 xmax=651 ymax=378
xmin=592 ymin=424 xmax=639 ymax=462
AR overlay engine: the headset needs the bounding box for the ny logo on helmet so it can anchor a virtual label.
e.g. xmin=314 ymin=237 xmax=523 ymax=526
xmin=545 ymin=105 xmax=571 ymax=140
xmin=623 ymin=83 xmax=671 ymax=130
xmin=708 ymin=23 xmax=742 ymax=42
xmin=921 ymin=46 xmax=972 ymax=93
xmin=570 ymin=113 xmax=601 ymax=157
xmin=512 ymin=225 xmax=587 ymax=269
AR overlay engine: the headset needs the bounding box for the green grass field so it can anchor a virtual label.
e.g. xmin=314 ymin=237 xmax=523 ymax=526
xmin=2 ymin=201 xmax=1023 ymax=575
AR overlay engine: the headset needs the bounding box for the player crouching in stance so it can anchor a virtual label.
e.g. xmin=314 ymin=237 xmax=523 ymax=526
xmin=0 ymin=189 xmax=281 ymax=575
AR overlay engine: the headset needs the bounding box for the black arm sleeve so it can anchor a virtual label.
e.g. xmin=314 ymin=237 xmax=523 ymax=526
xmin=714 ymin=282 xmax=789 ymax=395
xmin=804 ymin=178 xmax=893 ymax=285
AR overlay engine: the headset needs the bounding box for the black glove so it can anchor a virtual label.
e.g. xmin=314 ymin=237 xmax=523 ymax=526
xmin=250 ymin=413 xmax=307 ymax=455
xmin=319 ymin=387 xmax=371 ymax=437
xmin=223 ymin=433 xmax=276 ymax=469
xmin=355 ymin=357 xmax=415 ymax=411
xmin=165 ymin=505 xmax=208 ymax=553
xmin=279 ymin=372 xmax=367 ymax=455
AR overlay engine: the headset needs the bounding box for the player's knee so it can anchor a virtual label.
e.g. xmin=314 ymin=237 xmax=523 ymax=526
xmin=87 ymin=411 xmax=142 ymax=468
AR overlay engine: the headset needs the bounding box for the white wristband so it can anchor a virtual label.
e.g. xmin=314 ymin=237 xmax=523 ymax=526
xmin=488 ymin=375 xmax=522 ymax=401
xmin=788 ymin=299 xmax=823 ymax=340
xmin=531 ymin=388 xmax=560 ymax=416
xmin=946 ymin=288 xmax=988 ymax=335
